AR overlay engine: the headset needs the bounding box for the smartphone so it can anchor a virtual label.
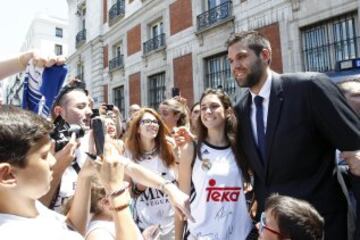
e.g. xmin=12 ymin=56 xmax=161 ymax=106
xmin=172 ymin=87 xmax=180 ymax=97
xmin=91 ymin=117 xmax=106 ymax=156
xmin=106 ymin=104 xmax=114 ymax=111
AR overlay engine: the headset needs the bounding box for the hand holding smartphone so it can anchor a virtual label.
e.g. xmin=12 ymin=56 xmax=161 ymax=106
xmin=91 ymin=117 xmax=106 ymax=156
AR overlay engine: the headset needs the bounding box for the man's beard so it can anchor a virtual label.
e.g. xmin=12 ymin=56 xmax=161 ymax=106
xmin=235 ymin=57 xmax=266 ymax=88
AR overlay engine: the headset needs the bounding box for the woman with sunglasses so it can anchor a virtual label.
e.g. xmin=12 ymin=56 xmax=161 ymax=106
xmin=175 ymin=89 xmax=254 ymax=240
xmin=125 ymin=108 xmax=178 ymax=239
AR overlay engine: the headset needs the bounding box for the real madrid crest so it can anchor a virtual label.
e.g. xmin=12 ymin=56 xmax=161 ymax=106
xmin=201 ymin=158 xmax=212 ymax=171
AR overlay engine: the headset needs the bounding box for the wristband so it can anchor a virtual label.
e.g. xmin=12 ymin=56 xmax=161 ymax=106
xmin=110 ymin=203 xmax=130 ymax=212
xmin=107 ymin=181 xmax=130 ymax=199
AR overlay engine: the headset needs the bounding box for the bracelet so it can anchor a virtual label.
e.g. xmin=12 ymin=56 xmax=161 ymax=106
xmin=107 ymin=181 xmax=130 ymax=199
xmin=110 ymin=203 xmax=130 ymax=212
xmin=159 ymin=180 xmax=172 ymax=192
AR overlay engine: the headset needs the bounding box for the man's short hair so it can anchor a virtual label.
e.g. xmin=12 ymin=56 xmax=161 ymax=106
xmin=0 ymin=105 xmax=53 ymax=168
xmin=265 ymin=194 xmax=324 ymax=240
xmin=226 ymin=30 xmax=272 ymax=57
xmin=51 ymin=80 xmax=88 ymax=120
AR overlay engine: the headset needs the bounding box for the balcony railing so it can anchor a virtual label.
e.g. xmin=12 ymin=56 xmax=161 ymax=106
xmin=76 ymin=29 xmax=86 ymax=48
xmin=197 ymin=1 xmax=233 ymax=32
xmin=109 ymin=0 xmax=125 ymax=25
xmin=109 ymin=55 xmax=124 ymax=72
xmin=143 ymin=33 xmax=166 ymax=55
xmin=302 ymin=36 xmax=360 ymax=72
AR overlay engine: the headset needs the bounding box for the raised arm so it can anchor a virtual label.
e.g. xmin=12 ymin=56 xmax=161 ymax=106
xmin=0 ymin=50 xmax=66 ymax=80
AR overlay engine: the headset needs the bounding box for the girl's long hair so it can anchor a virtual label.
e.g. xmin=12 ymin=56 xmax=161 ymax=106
xmin=197 ymin=89 xmax=250 ymax=182
xmin=125 ymin=108 xmax=175 ymax=167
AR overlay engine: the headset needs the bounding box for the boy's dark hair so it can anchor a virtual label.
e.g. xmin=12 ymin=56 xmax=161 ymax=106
xmin=265 ymin=194 xmax=324 ymax=240
xmin=0 ymin=105 xmax=53 ymax=168
xmin=226 ymin=31 xmax=272 ymax=62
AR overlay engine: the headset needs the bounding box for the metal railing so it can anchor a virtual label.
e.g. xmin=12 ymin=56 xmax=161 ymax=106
xmin=197 ymin=1 xmax=233 ymax=31
xmin=302 ymin=36 xmax=360 ymax=72
xmin=109 ymin=55 xmax=124 ymax=71
xmin=143 ymin=33 xmax=166 ymax=55
xmin=109 ymin=0 xmax=125 ymax=25
xmin=76 ymin=29 xmax=86 ymax=48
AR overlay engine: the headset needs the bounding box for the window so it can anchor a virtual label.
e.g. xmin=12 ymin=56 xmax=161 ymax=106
xmin=144 ymin=21 xmax=165 ymax=54
xmin=113 ymin=43 xmax=122 ymax=57
xmin=113 ymin=86 xmax=125 ymax=115
xmin=148 ymin=72 xmax=166 ymax=109
xmin=151 ymin=21 xmax=163 ymax=38
xmin=207 ymin=0 xmax=228 ymax=9
xmin=55 ymin=27 xmax=63 ymax=38
xmin=301 ymin=12 xmax=359 ymax=72
xmin=76 ymin=63 xmax=84 ymax=81
xmin=109 ymin=43 xmax=124 ymax=71
xmin=205 ymin=53 xmax=235 ymax=96
xmin=55 ymin=44 xmax=63 ymax=56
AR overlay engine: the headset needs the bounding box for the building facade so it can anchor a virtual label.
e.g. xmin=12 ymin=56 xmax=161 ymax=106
xmin=5 ymin=14 xmax=68 ymax=106
xmin=66 ymin=0 xmax=360 ymax=118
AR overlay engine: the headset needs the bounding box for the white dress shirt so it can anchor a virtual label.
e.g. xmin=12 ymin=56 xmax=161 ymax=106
xmin=250 ymin=69 xmax=272 ymax=144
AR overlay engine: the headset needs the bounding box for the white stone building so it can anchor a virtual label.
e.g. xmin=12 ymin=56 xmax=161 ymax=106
xmin=66 ymin=0 xmax=360 ymax=117
xmin=5 ymin=14 xmax=68 ymax=106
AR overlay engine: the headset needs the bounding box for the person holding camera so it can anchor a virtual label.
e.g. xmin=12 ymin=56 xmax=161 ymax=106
xmin=41 ymin=80 xmax=93 ymax=212
xmin=0 ymin=105 xmax=142 ymax=240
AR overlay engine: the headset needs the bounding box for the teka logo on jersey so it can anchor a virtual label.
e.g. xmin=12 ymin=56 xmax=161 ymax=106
xmin=206 ymin=179 xmax=241 ymax=202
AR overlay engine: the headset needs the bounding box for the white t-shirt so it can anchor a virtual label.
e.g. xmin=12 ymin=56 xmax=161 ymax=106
xmin=187 ymin=142 xmax=253 ymax=240
xmin=86 ymin=220 xmax=115 ymax=239
xmin=85 ymin=219 xmax=144 ymax=240
xmin=53 ymin=132 xmax=90 ymax=212
xmin=0 ymin=201 xmax=83 ymax=240
xmin=130 ymin=153 xmax=176 ymax=236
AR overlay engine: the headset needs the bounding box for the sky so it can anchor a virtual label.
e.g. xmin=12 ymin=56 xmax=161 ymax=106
xmin=0 ymin=0 xmax=68 ymax=60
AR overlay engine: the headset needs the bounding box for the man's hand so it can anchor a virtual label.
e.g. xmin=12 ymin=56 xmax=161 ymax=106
xmin=164 ymin=183 xmax=195 ymax=223
xmin=341 ymin=150 xmax=360 ymax=176
xmin=20 ymin=50 xmax=66 ymax=68
xmin=53 ymin=133 xmax=79 ymax=170
xmin=97 ymin=135 xmax=126 ymax=191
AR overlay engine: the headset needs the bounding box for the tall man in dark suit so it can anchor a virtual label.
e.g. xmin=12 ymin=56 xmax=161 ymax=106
xmin=227 ymin=31 xmax=360 ymax=240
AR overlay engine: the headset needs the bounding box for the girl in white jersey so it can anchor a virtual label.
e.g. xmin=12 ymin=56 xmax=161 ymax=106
xmin=175 ymin=89 xmax=254 ymax=240
xmin=125 ymin=108 xmax=178 ymax=239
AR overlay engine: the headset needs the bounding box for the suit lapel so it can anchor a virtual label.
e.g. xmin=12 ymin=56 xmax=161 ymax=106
xmin=265 ymin=73 xmax=284 ymax=171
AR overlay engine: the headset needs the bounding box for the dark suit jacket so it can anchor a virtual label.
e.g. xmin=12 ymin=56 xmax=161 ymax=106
xmin=234 ymin=72 xmax=360 ymax=238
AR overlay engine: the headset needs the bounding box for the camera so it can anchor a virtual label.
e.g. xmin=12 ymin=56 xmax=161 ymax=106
xmin=172 ymin=87 xmax=180 ymax=97
xmin=50 ymin=116 xmax=85 ymax=152
xmin=105 ymin=104 xmax=114 ymax=111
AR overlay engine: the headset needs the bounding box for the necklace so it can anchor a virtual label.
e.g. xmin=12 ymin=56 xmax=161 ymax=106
xmin=141 ymin=147 xmax=158 ymax=159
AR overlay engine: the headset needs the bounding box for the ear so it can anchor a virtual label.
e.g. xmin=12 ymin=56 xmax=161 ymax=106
xmin=0 ymin=163 xmax=17 ymax=187
xmin=53 ymin=106 xmax=63 ymax=118
xmin=260 ymin=48 xmax=271 ymax=64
